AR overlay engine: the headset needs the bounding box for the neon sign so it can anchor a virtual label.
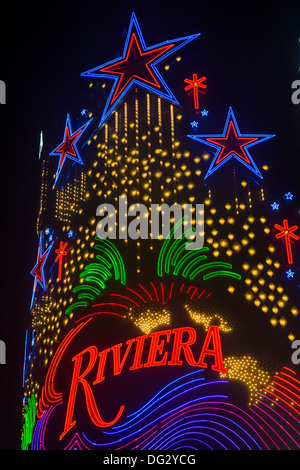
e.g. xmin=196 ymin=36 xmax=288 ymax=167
xmin=55 ymin=241 xmax=71 ymax=281
xmin=81 ymin=13 xmax=200 ymax=128
xmin=188 ymin=107 xmax=275 ymax=180
xmin=274 ymin=219 xmax=299 ymax=264
xmin=50 ymin=114 xmax=92 ymax=187
xmin=184 ymin=73 xmax=207 ymax=109
xmin=30 ymin=232 xmax=53 ymax=309
xmin=37 ymin=319 xmax=227 ymax=441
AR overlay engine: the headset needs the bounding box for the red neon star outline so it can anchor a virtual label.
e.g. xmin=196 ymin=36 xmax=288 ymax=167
xmin=99 ymin=33 xmax=174 ymax=105
xmin=30 ymin=233 xmax=53 ymax=309
xmin=50 ymin=114 xmax=92 ymax=187
xmin=207 ymin=119 xmax=258 ymax=166
xmin=274 ymin=219 xmax=299 ymax=264
xmin=32 ymin=247 xmax=50 ymax=286
xmin=184 ymin=73 xmax=207 ymax=109
xmin=55 ymin=241 xmax=71 ymax=281
xmin=55 ymin=125 xmax=84 ymax=172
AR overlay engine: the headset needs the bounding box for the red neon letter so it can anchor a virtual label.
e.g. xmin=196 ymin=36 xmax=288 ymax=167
xmin=196 ymin=326 xmax=227 ymax=374
xmin=93 ymin=348 xmax=111 ymax=385
xmin=60 ymin=346 xmax=124 ymax=440
xmin=130 ymin=335 xmax=148 ymax=370
xmin=111 ymin=339 xmax=135 ymax=376
xmin=144 ymin=330 xmax=171 ymax=367
xmin=168 ymin=327 xmax=198 ymax=366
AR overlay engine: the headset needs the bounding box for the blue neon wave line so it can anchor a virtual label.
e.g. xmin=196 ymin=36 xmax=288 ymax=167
xmin=106 ymin=378 xmax=217 ymax=434
xmin=123 ymin=369 xmax=204 ymax=421
xmin=111 ymin=376 xmax=206 ymax=432
xmin=175 ymin=441 xmax=213 ymax=450
xmin=144 ymin=413 xmax=260 ymax=450
xmin=159 ymin=428 xmax=228 ymax=450
xmin=82 ymin=392 xmax=228 ymax=448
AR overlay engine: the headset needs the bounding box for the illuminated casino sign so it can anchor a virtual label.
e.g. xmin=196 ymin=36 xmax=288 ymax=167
xmin=28 ymin=272 xmax=299 ymax=451
xmin=23 ymin=12 xmax=300 ymax=452
xmin=45 ymin=321 xmax=226 ymax=441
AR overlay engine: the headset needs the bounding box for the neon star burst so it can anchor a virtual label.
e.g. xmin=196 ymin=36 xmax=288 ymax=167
xmin=184 ymin=73 xmax=207 ymax=109
xmin=55 ymin=241 xmax=71 ymax=282
xmin=274 ymin=219 xmax=299 ymax=264
xmin=188 ymin=107 xmax=275 ymax=180
xmin=81 ymin=13 xmax=200 ymax=128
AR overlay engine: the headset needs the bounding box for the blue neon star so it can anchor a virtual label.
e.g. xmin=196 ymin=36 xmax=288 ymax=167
xmin=188 ymin=107 xmax=275 ymax=180
xmin=284 ymin=192 xmax=293 ymax=200
xmin=81 ymin=13 xmax=200 ymax=128
xmin=30 ymin=232 xmax=54 ymax=309
xmin=286 ymin=269 xmax=295 ymax=279
xmin=50 ymin=114 xmax=92 ymax=187
xmin=190 ymin=120 xmax=199 ymax=128
xmin=271 ymin=202 xmax=279 ymax=210
xmin=201 ymin=109 xmax=209 ymax=116
xmin=68 ymin=230 xmax=74 ymax=238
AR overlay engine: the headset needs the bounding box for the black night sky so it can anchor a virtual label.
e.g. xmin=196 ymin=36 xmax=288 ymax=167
xmin=0 ymin=0 xmax=300 ymax=453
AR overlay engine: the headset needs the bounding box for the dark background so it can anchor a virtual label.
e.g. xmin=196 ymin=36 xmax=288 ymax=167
xmin=0 ymin=0 xmax=299 ymax=451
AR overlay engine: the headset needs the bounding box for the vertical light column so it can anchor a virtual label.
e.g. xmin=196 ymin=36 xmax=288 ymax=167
xmin=170 ymin=104 xmax=177 ymax=202
xmin=147 ymin=93 xmax=153 ymax=251
xmin=135 ymin=91 xmax=141 ymax=274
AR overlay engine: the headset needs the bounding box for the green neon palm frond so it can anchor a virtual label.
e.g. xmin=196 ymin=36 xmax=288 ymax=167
xmin=157 ymin=218 xmax=241 ymax=283
xmin=21 ymin=395 xmax=37 ymax=450
xmin=65 ymin=237 xmax=126 ymax=315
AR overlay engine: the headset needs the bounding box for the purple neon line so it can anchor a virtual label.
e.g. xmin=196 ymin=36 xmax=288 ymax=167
xmin=105 ymin=381 xmax=228 ymax=435
xmin=152 ymin=428 xmax=228 ymax=451
xmin=153 ymin=407 xmax=261 ymax=450
xmin=64 ymin=432 xmax=91 ymax=450
xmin=132 ymin=428 xmax=158 ymax=450
xmin=175 ymin=441 xmax=212 ymax=450
xmin=194 ymin=402 xmax=270 ymax=449
xmin=116 ymin=425 xmax=157 ymax=450
xmin=160 ymin=401 xmax=268 ymax=449
xmin=256 ymin=396 xmax=300 ymax=436
xmin=83 ymin=393 xmax=228 ymax=447
xmin=41 ymin=403 xmax=62 ymax=450
xmin=253 ymin=402 xmax=300 ymax=449
xmin=145 ymin=418 xmax=247 ymax=451
xmin=31 ymin=414 xmax=45 ymax=450
xmin=248 ymin=407 xmax=281 ymax=450
xmin=257 ymin=392 xmax=300 ymax=427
